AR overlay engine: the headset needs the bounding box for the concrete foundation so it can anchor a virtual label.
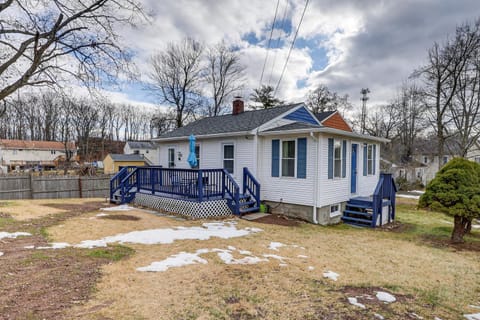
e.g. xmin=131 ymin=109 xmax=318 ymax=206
xmin=263 ymin=200 xmax=344 ymax=225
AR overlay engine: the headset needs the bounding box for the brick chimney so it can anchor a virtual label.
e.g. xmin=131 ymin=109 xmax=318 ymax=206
xmin=232 ymin=96 xmax=244 ymax=115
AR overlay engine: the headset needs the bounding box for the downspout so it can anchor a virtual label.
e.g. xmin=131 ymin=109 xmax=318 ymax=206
xmin=310 ymin=132 xmax=319 ymax=224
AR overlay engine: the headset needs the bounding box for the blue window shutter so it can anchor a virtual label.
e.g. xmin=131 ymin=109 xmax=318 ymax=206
xmin=327 ymin=138 xmax=334 ymax=179
xmin=363 ymin=144 xmax=367 ymax=176
xmin=342 ymin=140 xmax=347 ymax=178
xmin=373 ymin=144 xmax=377 ymax=175
xmin=271 ymin=139 xmax=280 ymax=177
xmin=297 ymin=138 xmax=307 ymax=179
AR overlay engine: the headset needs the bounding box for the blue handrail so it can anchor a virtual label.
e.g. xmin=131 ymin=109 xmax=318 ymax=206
xmin=243 ymin=167 xmax=260 ymax=208
xmin=223 ymin=169 xmax=240 ymax=214
xmin=371 ymin=173 xmax=397 ymax=227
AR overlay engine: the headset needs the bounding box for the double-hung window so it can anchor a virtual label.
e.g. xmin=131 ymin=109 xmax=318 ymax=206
xmin=281 ymin=140 xmax=295 ymax=177
xmin=223 ymin=144 xmax=234 ymax=173
xmin=333 ymin=140 xmax=342 ymax=178
xmin=367 ymin=144 xmax=374 ymax=175
xmin=195 ymin=145 xmax=200 ymax=168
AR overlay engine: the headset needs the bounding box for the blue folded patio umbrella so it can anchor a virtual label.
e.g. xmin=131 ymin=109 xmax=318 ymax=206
xmin=187 ymin=134 xmax=197 ymax=168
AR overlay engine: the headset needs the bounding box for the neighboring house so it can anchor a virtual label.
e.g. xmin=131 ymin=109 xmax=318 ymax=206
xmin=466 ymin=140 xmax=480 ymax=164
xmin=103 ymin=153 xmax=147 ymax=174
xmin=0 ymin=139 xmax=76 ymax=172
xmin=124 ymin=141 xmax=158 ymax=164
xmin=148 ymin=98 xmax=391 ymax=225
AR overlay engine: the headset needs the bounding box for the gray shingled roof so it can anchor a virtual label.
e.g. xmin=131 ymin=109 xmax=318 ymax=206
xmin=126 ymin=141 xmax=156 ymax=149
xmin=314 ymin=111 xmax=336 ymax=122
xmin=264 ymin=122 xmax=320 ymax=132
xmin=109 ymin=154 xmax=145 ymax=162
xmin=157 ymin=103 xmax=302 ymax=139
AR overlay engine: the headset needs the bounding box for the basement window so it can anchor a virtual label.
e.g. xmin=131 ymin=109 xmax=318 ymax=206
xmin=330 ymin=204 xmax=341 ymax=218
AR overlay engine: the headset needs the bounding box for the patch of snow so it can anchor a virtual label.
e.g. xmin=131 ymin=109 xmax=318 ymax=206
xmin=279 ymin=263 xmax=288 ymax=267
xmin=297 ymin=254 xmax=308 ymax=258
xmin=268 ymin=241 xmax=285 ymax=251
xmin=239 ymin=250 xmax=252 ymax=255
xmin=376 ymin=291 xmax=396 ymax=303
xmin=434 ymin=317 xmax=443 ymax=320
xmin=374 ymin=313 xmax=384 ymax=320
xmin=37 ymin=242 xmax=71 ymax=250
xmin=397 ymin=194 xmax=420 ymax=199
xmin=0 ymin=231 xmax=31 ymax=240
xmin=262 ymin=254 xmax=288 ymax=262
xmin=347 ymin=297 xmax=365 ymax=309
xmin=137 ymin=250 xmax=208 ymax=272
xmin=90 ymin=213 xmax=110 ymax=219
xmin=227 ymin=245 xmax=236 ymax=251
xmin=469 ymin=306 xmax=480 ymax=310
xmin=323 ymin=270 xmax=339 ymax=281
xmin=308 ymin=266 xmax=315 ymax=271
xmin=409 ymin=313 xmax=423 ymax=319
xmin=24 ymin=245 xmax=34 ymax=249
xmin=472 ymin=225 xmax=480 ymax=229
xmin=100 ymin=204 xmax=134 ymax=212
xmin=215 ymin=250 xmax=268 ymax=265
xmin=0 ymin=252 xmax=3 ymax=256
xmin=411 ymin=190 xmax=425 ymax=194
xmin=73 ymin=222 xmax=262 ymax=248
xmin=464 ymin=314 xmax=480 ymax=320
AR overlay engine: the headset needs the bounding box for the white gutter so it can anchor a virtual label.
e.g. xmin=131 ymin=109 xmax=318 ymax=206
xmin=259 ymin=127 xmax=390 ymax=143
xmin=310 ymin=131 xmax=319 ymax=224
xmin=152 ymin=131 xmax=252 ymax=142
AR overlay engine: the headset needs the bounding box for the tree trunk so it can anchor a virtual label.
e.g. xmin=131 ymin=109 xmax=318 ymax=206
xmin=451 ymin=215 xmax=468 ymax=243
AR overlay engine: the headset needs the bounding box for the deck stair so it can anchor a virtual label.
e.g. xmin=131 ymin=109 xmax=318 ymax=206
xmin=342 ymin=173 xmax=397 ymax=228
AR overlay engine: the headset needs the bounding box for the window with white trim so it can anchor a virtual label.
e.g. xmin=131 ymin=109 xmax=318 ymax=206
xmin=223 ymin=144 xmax=234 ymax=173
xmin=334 ymin=140 xmax=342 ymax=178
xmin=367 ymin=144 xmax=374 ymax=175
xmin=195 ymin=145 xmax=200 ymax=168
xmin=168 ymin=148 xmax=175 ymax=168
xmin=475 ymin=156 xmax=480 ymax=164
xmin=281 ymin=140 xmax=295 ymax=177
xmin=330 ymin=204 xmax=341 ymax=217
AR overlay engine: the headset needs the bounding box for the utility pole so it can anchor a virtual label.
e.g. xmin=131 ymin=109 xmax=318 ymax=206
xmin=360 ymin=88 xmax=370 ymax=134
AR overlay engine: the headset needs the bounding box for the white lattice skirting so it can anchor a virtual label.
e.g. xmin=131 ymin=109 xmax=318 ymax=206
xmin=134 ymin=193 xmax=233 ymax=219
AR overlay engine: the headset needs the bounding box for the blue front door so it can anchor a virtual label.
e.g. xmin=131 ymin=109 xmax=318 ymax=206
xmin=351 ymin=144 xmax=358 ymax=193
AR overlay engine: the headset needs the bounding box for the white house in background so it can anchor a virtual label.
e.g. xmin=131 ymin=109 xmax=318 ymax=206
xmin=466 ymin=140 xmax=480 ymax=164
xmin=152 ymin=98 xmax=389 ymax=225
xmin=124 ymin=141 xmax=158 ymax=165
xmin=0 ymin=139 xmax=76 ymax=172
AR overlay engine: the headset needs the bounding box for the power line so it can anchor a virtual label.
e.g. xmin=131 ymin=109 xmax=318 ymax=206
xmin=274 ymin=0 xmax=309 ymax=95
xmin=259 ymin=0 xmax=281 ymax=87
xmin=268 ymin=0 xmax=289 ymax=86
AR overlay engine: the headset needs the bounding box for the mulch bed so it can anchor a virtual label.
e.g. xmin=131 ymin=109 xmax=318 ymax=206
xmin=99 ymin=214 xmax=140 ymax=221
xmin=248 ymin=214 xmax=302 ymax=227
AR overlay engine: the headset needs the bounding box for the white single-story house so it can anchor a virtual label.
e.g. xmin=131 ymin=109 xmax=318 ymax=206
xmin=124 ymin=141 xmax=158 ymax=165
xmin=132 ymin=98 xmax=395 ymax=226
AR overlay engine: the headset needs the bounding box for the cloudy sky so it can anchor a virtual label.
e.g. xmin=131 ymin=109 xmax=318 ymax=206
xmin=108 ymin=0 xmax=480 ymax=111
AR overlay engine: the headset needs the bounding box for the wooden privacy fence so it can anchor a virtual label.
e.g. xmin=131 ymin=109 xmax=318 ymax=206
xmin=0 ymin=175 xmax=113 ymax=200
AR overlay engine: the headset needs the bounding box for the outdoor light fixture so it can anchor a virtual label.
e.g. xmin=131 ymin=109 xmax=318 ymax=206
xmin=177 ymin=151 xmax=183 ymax=160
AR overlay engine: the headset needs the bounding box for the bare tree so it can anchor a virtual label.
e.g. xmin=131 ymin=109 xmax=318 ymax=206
xmin=305 ymin=84 xmax=352 ymax=114
xmin=148 ymin=38 xmax=204 ymax=128
xmin=204 ymin=42 xmax=245 ymax=116
xmin=414 ymin=19 xmax=480 ymax=169
xmin=364 ymin=103 xmax=398 ymax=139
xmin=0 ymin=0 xmax=144 ymax=105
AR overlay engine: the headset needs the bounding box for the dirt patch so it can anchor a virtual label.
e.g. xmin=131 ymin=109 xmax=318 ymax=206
xmin=99 ymin=214 xmax=141 ymax=221
xmin=248 ymin=214 xmax=302 ymax=226
xmin=421 ymin=234 xmax=480 ymax=252
xmin=44 ymin=201 xmax=108 ymax=213
xmin=378 ymin=221 xmax=415 ymax=233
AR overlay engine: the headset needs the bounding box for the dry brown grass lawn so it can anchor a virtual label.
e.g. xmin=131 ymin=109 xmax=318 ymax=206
xmin=38 ymin=201 xmax=479 ymax=320
xmin=0 ymin=198 xmax=106 ymax=220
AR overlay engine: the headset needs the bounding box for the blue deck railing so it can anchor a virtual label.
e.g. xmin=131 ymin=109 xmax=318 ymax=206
xmin=371 ymin=173 xmax=397 ymax=227
xmin=110 ymin=166 xmax=261 ymax=215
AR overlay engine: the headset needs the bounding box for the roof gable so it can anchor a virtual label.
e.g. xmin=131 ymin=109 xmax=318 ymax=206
xmin=282 ymin=106 xmax=319 ymax=125
xmin=320 ymin=112 xmax=352 ymax=132
xmin=0 ymin=139 xmax=75 ymax=150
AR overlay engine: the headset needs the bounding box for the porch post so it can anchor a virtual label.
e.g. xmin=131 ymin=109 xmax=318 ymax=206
xmin=197 ymin=169 xmax=203 ymax=202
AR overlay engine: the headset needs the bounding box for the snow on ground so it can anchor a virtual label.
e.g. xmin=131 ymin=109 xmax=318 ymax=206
xmin=411 ymin=190 xmax=425 ymax=194
xmin=297 ymin=254 xmax=308 ymax=258
xmin=90 ymin=213 xmax=110 ymax=219
xmin=308 ymin=266 xmax=315 ymax=271
xmin=469 ymin=306 xmax=480 ymax=310
xmin=24 ymin=245 xmax=34 ymax=249
xmin=100 ymin=204 xmax=134 ymax=212
xmin=268 ymin=242 xmax=285 ymax=251
xmin=37 ymin=242 xmax=71 ymax=250
xmin=464 ymin=314 xmax=480 ymax=320
xmin=347 ymin=297 xmax=366 ymax=309
xmin=397 ymin=194 xmax=420 ymax=200
xmin=374 ymin=313 xmax=385 ymax=319
xmin=376 ymin=291 xmax=396 ymax=303
xmin=137 ymin=250 xmax=209 ymax=272
xmin=214 ymin=249 xmax=268 ymax=265
xmin=74 ymin=221 xmax=262 ymax=248
xmin=0 ymin=252 xmax=3 ymax=256
xmin=409 ymin=312 xmax=423 ymax=319
xmin=0 ymin=231 xmax=31 ymax=240
xmin=323 ymin=271 xmax=339 ymax=281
